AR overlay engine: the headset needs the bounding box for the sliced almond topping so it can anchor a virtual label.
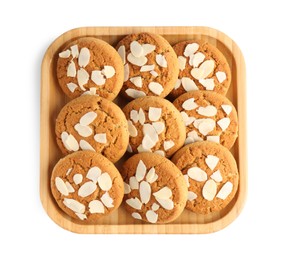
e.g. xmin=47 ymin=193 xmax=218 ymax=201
xmin=82 ymin=87 xmax=97 ymax=96
xmin=75 ymin=212 xmax=87 ymax=220
xmin=148 ymin=107 xmax=162 ymax=121
xmin=62 ymin=133 xmax=79 ymax=151
xmin=59 ymin=49 xmax=71 ymax=58
xmin=124 ymin=63 xmax=129 ymax=82
xmin=153 ymin=187 xmax=172 ymax=199
xmin=143 ymin=123 xmax=159 ymax=143
xmin=65 ymin=181 xmax=75 ymax=193
xmin=129 ymin=176 xmax=139 ymax=190
xmin=128 ymin=120 xmax=138 ymax=137
xmin=126 ymin=197 xmax=142 ymax=210
xmin=74 ymin=124 xmax=92 ymax=137
xmin=140 ymin=64 xmax=155 ymax=72
xmin=199 ymin=78 xmax=215 ymax=90
xmin=205 ymin=155 xmax=219 ymax=170
xmin=80 ymin=111 xmax=97 ymax=126
xmin=130 ymin=41 xmax=144 ymax=57
xmin=146 ymin=210 xmax=158 ymax=223
xmin=174 ymin=78 xmax=182 ymax=90
xmin=152 ymin=122 xmax=165 ymax=134
xmin=191 ymin=60 xmax=215 ymax=80
xmin=55 ymin=177 xmax=69 ymax=196
xmin=97 ymin=172 xmax=112 ymax=191
xmin=137 ymin=144 xmax=151 ymax=153
xmin=77 ymin=68 xmax=89 ymax=91
xmin=73 ymin=174 xmax=83 ymax=185
xmin=101 ymin=192 xmax=114 ymax=208
xmin=202 ymin=179 xmax=217 ymax=201
xmin=66 ymin=83 xmax=78 ymax=93
xmin=94 ymin=133 xmax=107 ymax=144
xmin=156 ymin=54 xmax=167 ymax=68
xmin=86 ymin=167 xmax=101 ymax=182
xmin=66 ymin=168 xmax=72 ymax=176
xmin=127 ymin=53 xmax=147 ymax=66
xmin=184 ymin=175 xmax=190 ymax=187
xmin=180 ymin=111 xmax=195 ymax=126
xmin=70 ymin=45 xmax=79 ymax=58
xmin=221 ymin=105 xmax=232 ymax=115
xmin=124 ymin=182 xmax=131 ymax=194
xmin=184 ymin=43 xmax=199 ymax=57
xmin=78 ymin=181 xmax=97 ymax=197
xmin=210 ymin=170 xmax=223 ymax=182
xmin=155 ymin=198 xmax=174 ymax=210
xmin=138 ymin=108 xmax=146 ymax=125
xmin=132 ymin=212 xmax=142 ymax=220
xmin=182 ymin=98 xmax=198 ymax=110
xmin=150 ymin=70 xmax=158 ymax=77
xmin=207 ymin=135 xmax=220 ymax=143
xmin=78 ymin=47 xmax=90 ymax=67
xmin=67 ymin=60 xmax=76 ymax=77
xmin=130 ymin=76 xmax=142 ymax=88
xmin=197 ymin=118 xmax=216 ymax=136
xmin=164 ymin=140 xmax=175 ymax=151
xmin=139 ymin=181 xmax=151 ymax=204
xmin=216 ymin=71 xmax=227 ymax=83
xmin=125 ymin=88 xmax=146 ymax=99
xmin=130 ymin=110 xmax=139 ymax=123
xmin=148 ymin=82 xmax=163 ymax=95
xmin=181 ymin=77 xmax=198 ymax=91
xmin=117 ymin=45 xmax=126 ymax=64
xmin=188 ymin=191 xmax=197 ymax=201
xmin=63 ymin=198 xmax=85 ymax=213
xmin=187 ymin=130 xmax=203 ymax=142
xmin=79 ymin=140 xmax=95 ymax=151
xmin=187 ymin=167 xmax=207 ymax=182
xmin=197 ymin=105 xmax=217 ymax=117
xmin=102 ymin=65 xmax=115 ymax=79
xmin=89 ymin=200 xmax=104 ymax=213
xmin=142 ymin=134 xmax=156 ymax=149
xmin=217 ymin=117 xmax=230 ymax=131
xmin=152 ymin=203 xmax=160 ymax=211
xmin=146 ymin=167 xmax=156 ymax=183
xmin=189 ymin=52 xmax=205 ymax=67
xmin=178 ymin=56 xmax=187 ymax=71
xmin=185 ymin=136 xmax=194 ymax=145
xmin=136 ymin=160 xmax=147 ymax=182
xmin=216 ymin=181 xmax=233 ymax=200
xmin=142 ymin=44 xmax=156 ymax=55
xmin=91 ymin=70 xmax=106 ymax=86
xmin=127 ymin=143 xmax=133 ymax=153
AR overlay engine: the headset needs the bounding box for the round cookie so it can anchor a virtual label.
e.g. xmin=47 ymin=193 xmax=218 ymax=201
xmin=171 ymin=141 xmax=239 ymax=214
xmin=122 ymin=153 xmax=187 ymax=224
xmin=116 ymin=32 xmax=179 ymax=99
xmin=51 ymin=151 xmax=124 ymax=222
xmin=57 ymin=37 xmax=124 ymax=100
xmin=173 ymin=90 xmax=238 ymax=149
xmin=122 ymin=96 xmax=186 ymax=158
xmin=55 ymin=95 xmax=129 ymax=163
xmin=170 ymin=40 xmax=231 ymax=99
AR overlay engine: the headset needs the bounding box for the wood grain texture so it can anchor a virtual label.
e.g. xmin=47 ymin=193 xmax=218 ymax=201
xmin=40 ymin=26 xmax=247 ymax=234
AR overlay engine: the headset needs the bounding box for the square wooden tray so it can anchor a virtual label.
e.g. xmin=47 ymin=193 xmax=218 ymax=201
xmin=40 ymin=26 xmax=247 ymax=234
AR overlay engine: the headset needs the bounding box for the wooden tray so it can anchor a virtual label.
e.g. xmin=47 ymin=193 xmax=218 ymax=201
xmin=40 ymin=26 xmax=247 ymax=234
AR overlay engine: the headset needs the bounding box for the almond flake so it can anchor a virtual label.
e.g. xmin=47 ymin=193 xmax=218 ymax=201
xmin=130 ymin=110 xmax=139 ymax=123
xmin=156 ymin=54 xmax=167 ymax=68
xmin=184 ymin=175 xmax=190 ymax=187
xmin=146 ymin=167 xmax=156 ymax=183
xmin=86 ymin=167 xmax=101 ymax=182
xmin=148 ymin=82 xmax=163 ymax=95
xmin=184 ymin=43 xmax=199 ymax=57
xmin=136 ymin=160 xmax=147 ymax=182
xmin=217 ymin=117 xmax=230 ymax=131
xmin=216 ymin=181 xmax=233 ymax=200
xmin=180 ymin=111 xmax=195 ymax=126
xmin=74 ymin=124 xmax=92 ymax=137
xmin=70 ymin=45 xmax=79 ymax=58
xmin=210 ymin=170 xmax=223 ymax=182
xmin=101 ymin=192 xmax=114 ymax=208
xmin=187 ymin=130 xmax=203 ymax=142
xmin=80 ymin=111 xmax=97 ymax=126
xmin=164 ymin=140 xmax=175 ymax=151
xmin=185 ymin=137 xmax=194 ymax=145
xmin=188 ymin=191 xmax=197 ymax=201
xmin=94 ymin=133 xmax=107 ymax=144
xmin=139 ymin=181 xmax=151 ymax=204
xmin=148 ymin=107 xmax=162 ymax=121
xmin=150 ymin=70 xmax=158 ymax=77
xmin=189 ymin=52 xmax=205 ymax=67
xmin=140 ymin=64 xmax=155 ymax=72
xmin=197 ymin=118 xmax=216 ymax=136
xmin=153 ymin=187 xmax=172 ymax=199
xmin=59 ymin=50 xmax=71 ymax=58
xmin=129 ymin=176 xmax=139 ymax=190
xmin=73 ymin=174 xmax=83 ymax=185
xmin=124 ymin=182 xmax=131 ymax=194
xmin=126 ymin=198 xmax=142 ymax=210
xmin=89 ymin=200 xmax=104 ymax=213
xmin=187 ymin=167 xmax=207 ymax=182
xmin=182 ymin=98 xmax=198 ymax=110
xmin=124 ymin=63 xmax=129 ymax=82
xmin=130 ymin=41 xmax=144 ymax=57
xmin=67 ymin=61 xmax=76 ymax=77
xmin=66 ymin=83 xmax=78 ymax=93
xmin=174 ymin=79 xmax=182 ymax=89
xmin=127 ymin=53 xmax=147 ymax=66
xmin=178 ymin=56 xmax=187 ymax=71
xmin=75 ymin=213 xmax=87 ymax=220
xmin=55 ymin=177 xmax=69 ymax=196
xmin=199 ymin=78 xmax=215 ymax=90
xmin=79 ymin=140 xmax=95 ymax=151
xmin=155 ymin=198 xmax=174 ymax=210
xmin=143 ymin=124 xmax=159 ymax=143
xmin=77 ymin=68 xmax=89 ymax=91
xmin=65 ymin=181 xmax=75 ymax=193
xmin=132 ymin=212 xmax=142 ymax=220
xmin=82 ymin=87 xmax=97 ymax=96
xmin=138 ymin=108 xmax=146 ymax=125
xmin=97 ymin=172 xmax=112 ymax=191
xmin=66 ymin=168 xmax=72 ymax=176
xmin=102 ymin=65 xmax=115 ymax=79
xmin=142 ymin=134 xmax=156 ymax=149
xmin=146 ymin=210 xmax=158 ymax=223
xmin=137 ymin=144 xmax=151 ymax=153
xmin=202 ymin=179 xmax=217 ymax=201
xmin=205 ymin=155 xmax=219 ymax=170
xmin=78 ymin=181 xmax=97 ymax=197
xmin=197 ymin=105 xmax=217 ymax=117
xmin=221 ymin=105 xmax=232 ymax=115
xmin=152 ymin=122 xmax=165 ymax=134
xmin=181 ymin=77 xmax=198 ymax=91
xmin=61 ymin=132 xmax=79 ymax=151
xmin=91 ymin=70 xmax=106 ymax=86
xmin=152 ymin=203 xmax=160 ymax=211
xmin=191 ymin=60 xmax=215 ymax=80
xmin=63 ymin=198 xmax=85 ymax=213
xmin=142 ymin=44 xmax=156 ymax=55
xmin=78 ymin=47 xmax=90 ymax=67
xmin=117 ymin=45 xmax=126 ymax=64
xmin=125 ymin=88 xmax=146 ymax=99
xmin=207 ymin=135 xmax=220 ymax=143
xmin=128 ymin=120 xmax=138 ymax=137
xmin=216 ymin=71 xmax=227 ymax=83
xmin=127 ymin=143 xmax=133 ymax=153
xmin=130 ymin=76 xmax=142 ymax=88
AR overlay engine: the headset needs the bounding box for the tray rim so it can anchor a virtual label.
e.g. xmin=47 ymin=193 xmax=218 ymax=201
xmin=40 ymin=26 xmax=247 ymax=234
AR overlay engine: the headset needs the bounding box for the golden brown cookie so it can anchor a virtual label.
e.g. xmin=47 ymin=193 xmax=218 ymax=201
xmin=170 ymin=40 xmax=231 ymax=99
xmin=122 ymin=153 xmax=187 ymax=223
xmin=57 ymin=37 xmax=124 ymax=100
xmin=55 ymin=95 xmax=129 ymax=163
xmin=122 ymin=96 xmax=186 ymax=158
xmin=116 ymin=32 xmax=179 ymax=99
xmin=173 ymin=90 xmax=238 ymax=149
xmin=171 ymin=141 xmax=239 ymax=214
xmin=51 ymin=151 xmax=124 ymax=222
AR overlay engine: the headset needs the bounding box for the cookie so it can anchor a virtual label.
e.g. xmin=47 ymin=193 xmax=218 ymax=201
xmin=171 ymin=141 xmax=239 ymax=214
xmin=173 ymin=90 xmax=238 ymax=149
xmin=116 ymin=32 xmax=179 ymax=99
xmin=57 ymin=37 xmax=124 ymax=100
xmin=51 ymin=151 xmax=124 ymax=222
xmin=55 ymin=95 xmax=129 ymax=163
xmin=122 ymin=96 xmax=186 ymax=157
xmin=122 ymin=153 xmax=187 ymax=223
xmin=170 ymin=40 xmax=231 ymax=99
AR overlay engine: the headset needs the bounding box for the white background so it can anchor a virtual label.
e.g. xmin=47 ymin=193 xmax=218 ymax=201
xmin=1 ymin=0 xmax=280 ymax=259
